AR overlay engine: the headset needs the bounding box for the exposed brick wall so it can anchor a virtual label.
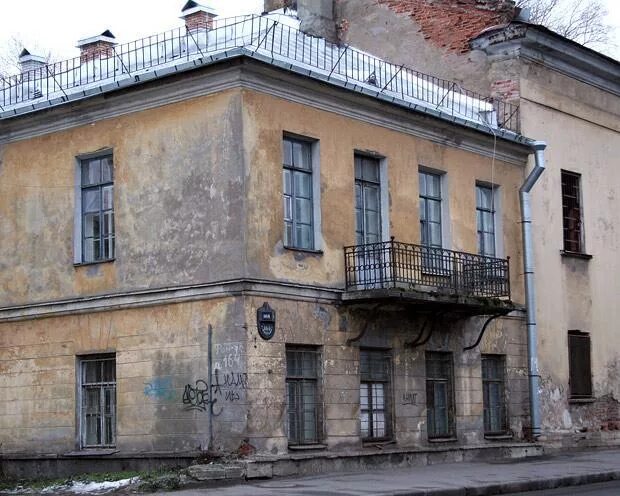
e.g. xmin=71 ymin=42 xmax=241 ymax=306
xmin=80 ymin=41 xmax=115 ymax=63
xmin=185 ymin=12 xmax=215 ymax=31
xmin=377 ymin=0 xmax=516 ymax=54
xmin=491 ymin=78 xmax=520 ymax=101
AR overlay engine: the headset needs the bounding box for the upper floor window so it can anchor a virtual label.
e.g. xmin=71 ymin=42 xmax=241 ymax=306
xmin=283 ymin=137 xmax=314 ymax=250
xmin=476 ymin=185 xmax=496 ymax=257
xmin=419 ymin=171 xmax=442 ymax=249
xmin=80 ymin=154 xmax=115 ymax=263
xmin=355 ymin=155 xmax=382 ymax=246
xmin=561 ymin=170 xmax=583 ymax=253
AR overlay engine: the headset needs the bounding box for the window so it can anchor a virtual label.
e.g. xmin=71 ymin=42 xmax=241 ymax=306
xmin=79 ymin=355 xmax=116 ymax=448
xmin=360 ymin=349 xmax=392 ymax=440
xmin=283 ymin=137 xmax=314 ymax=250
xmin=355 ymin=156 xmax=382 ymax=246
xmin=568 ymin=331 xmax=592 ymax=399
xmin=419 ymin=171 xmax=442 ymax=250
xmin=286 ymin=346 xmax=322 ymax=445
xmin=561 ymin=170 xmax=583 ymax=253
xmin=476 ymin=184 xmax=496 ymax=257
xmin=426 ymin=351 xmax=455 ymax=439
xmin=482 ymin=355 xmax=507 ymax=434
xmin=80 ymin=154 xmax=115 ymax=263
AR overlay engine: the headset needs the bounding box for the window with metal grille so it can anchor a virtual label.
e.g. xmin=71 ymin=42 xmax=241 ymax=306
xmin=283 ymin=137 xmax=314 ymax=250
xmin=561 ymin=170 xmax=583 ymax=253
xmin=80 ymin=154 xmax=115 ymax=263
xmin=286 ymin=346 xmax=322 ymax=445
xmin=476 ymin=185 xmax=496 ymax=257
xmin=482 ymin=354 xmax=507 ymax=434
xmin=359 ymin=349 xmax=392 ymax=440
xmin=568 ymin=331 xmax=593 ymax=399
xmin=79 ymin=355 xmax=116 ymax=448
xmin=426 ymin=351 xmax=455 ymax=439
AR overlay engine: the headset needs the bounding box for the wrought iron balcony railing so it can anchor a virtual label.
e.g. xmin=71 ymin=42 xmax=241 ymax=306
xmin=344 ymin=239 xmax=510 ymax=299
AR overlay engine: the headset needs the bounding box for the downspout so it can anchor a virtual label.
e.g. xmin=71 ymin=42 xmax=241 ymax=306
xmin=520 ymin=140 xmax=546 ymax=440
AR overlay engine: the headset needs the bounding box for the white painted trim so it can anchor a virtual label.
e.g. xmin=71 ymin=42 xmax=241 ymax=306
xmin=73 ymin=158 xmax=82 ymax=264
xmin=311 ymin=139 xmax=323 ymax=251
xmin=379 ymin=157 xmax=390 ymax=242
xmin=19 ymin=54 xmax=46 ymax=64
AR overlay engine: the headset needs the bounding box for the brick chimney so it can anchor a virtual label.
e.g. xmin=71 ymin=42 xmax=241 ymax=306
xmin=18 ymin=49 xmax=46 ymax=74
xmin=180 ymin=1 xmax=218 ymax=31
xmin=77 ymin=30 xmax=117 ymax=63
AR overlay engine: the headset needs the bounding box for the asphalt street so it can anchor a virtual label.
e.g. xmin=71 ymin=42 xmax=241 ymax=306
xmin=508 ymin=480 xmax=620 ymax=495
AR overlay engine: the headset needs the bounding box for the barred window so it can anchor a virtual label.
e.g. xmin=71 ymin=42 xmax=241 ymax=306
xmin=286 ymin=346 xmax=322 ymax=445
xmin=359 ymin=349 xmax=392 ymax=440
xmin=482 ymin=354 xmax=507 ymax=434
xmin=80 ymin=154 xmax=115 ymax=263
xmin=568 ymin=331 xmax=592 ymax=399
xmin=283 ymin=137 xmax=314 ymax=250
xmin=79 ymin=355 xmax=116 ymax=448
xmin=426 ymin=351 xmax=455 ymax=439
xmin=561 ymin=170 xmax=583 ymax=253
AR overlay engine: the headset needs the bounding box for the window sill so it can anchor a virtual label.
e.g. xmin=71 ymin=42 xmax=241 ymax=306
xmin=569 ymin=397 xmax=596 ymax=404
xmin=428 ymin=437 xmax=458 ymax=443
xmin=288 ymin=443 xmax=327 ymax=451
xmin=74 ymin=258 xmax=115 ymax=268
xmin=560 ymin=250 xmax=593 ymax=260
xmin=484 ymin=433 xmax=513 ymax=440
xmin=283 ymin=246 xmax=324 ymax=255
xmin=63 ymin=448 xmax=118 ymax=457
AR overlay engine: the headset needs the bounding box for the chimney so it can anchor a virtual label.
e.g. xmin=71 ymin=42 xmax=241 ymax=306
xmin=297 ymin=0 xmax=337 ymax=43
xmin=77 ymin=30 xmax=117 ymax=63
xmin=19 ymin=48 xmax=46 ymax=74
xmin=180 ymin=1 xmax=218 ymax=31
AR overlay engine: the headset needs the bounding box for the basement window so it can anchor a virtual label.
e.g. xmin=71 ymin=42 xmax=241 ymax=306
xmin=482 ymin=354 xmax=508 ymax=435
xmin=426 ymin=351 xmax=455 ymax=439
xmin=360 ymin=349 xmax=392 ymax=441
xmin=568 ymin=331 xmax=593 ymax=400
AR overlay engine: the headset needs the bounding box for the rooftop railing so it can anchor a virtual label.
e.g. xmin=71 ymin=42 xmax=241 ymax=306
xmin=344 ymin=239 xmax=511 ymax=299
xmin=0 ymin=14 xmax=520 ymax=132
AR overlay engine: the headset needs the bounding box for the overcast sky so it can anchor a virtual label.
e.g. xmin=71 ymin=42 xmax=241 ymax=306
xmin=0 ymin=0 xmax=618 ymax=64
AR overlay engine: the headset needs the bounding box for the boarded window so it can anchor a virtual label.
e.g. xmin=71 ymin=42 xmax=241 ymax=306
xmin=79 ymin=355 xmax=116 ymax=448
xmin=426 ymin=351 xmax=455 ymax=438
xmin=359 ymin=349 xmax=392 ymax=440
xmin=561 ymin=170 xmax=583 ymax=253
xmin=482 ymin=354 xmax=507 ymax=434
xmin=568 ymin=331 xmax=592 ymax=399
xmin=286 ymin=346 xmax=322 ymax=445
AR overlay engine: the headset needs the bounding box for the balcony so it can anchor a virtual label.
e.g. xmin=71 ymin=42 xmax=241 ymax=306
xmin=343 ymin=239 xmax=513 ymax=314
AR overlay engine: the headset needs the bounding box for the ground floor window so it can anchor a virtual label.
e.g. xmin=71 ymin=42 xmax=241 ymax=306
xmin=286 ymin=346 xmax=322 ymax=445
xmin=426 ymin=351 xmax=455 ymax=439
xmin=79 ymin=354 xmax=116 ymax=448
xmin=482 ymin=354 xmax=507 ymax=434
xmin=360 ymin=349 xmax=392 ymax=440
xmin=568 ymin=330 xmax=592 ymax=399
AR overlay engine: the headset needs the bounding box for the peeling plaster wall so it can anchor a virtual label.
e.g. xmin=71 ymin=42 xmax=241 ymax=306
xmin=0 ymin=89 xmax=246 ymax=307
xmin=0 ymin=297 xmax=250 ymax=455
xmin=241 ymin=90 xmax=525 ymax=304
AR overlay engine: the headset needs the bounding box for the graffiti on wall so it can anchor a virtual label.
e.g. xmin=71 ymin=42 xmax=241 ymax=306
xmin=402 ymin=392 xmax=418 ymax=405
xmin=182 ymin=370 xmax=248 ymax=413
xmin=144 ymin=376 xmax=175 ymax=401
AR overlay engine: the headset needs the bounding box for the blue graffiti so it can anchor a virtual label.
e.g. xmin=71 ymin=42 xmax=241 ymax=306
xmin=144 ymin=376 xmax=175 ymax=401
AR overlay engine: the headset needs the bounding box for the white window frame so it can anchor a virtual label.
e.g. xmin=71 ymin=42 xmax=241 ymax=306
xmin=419 ymin=166 xmax=451 ymax=249
xmin=73 ymin=149 xmax=115 ymax=264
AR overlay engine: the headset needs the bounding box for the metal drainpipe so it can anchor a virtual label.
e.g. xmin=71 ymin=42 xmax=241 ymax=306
xmin=520 ymin=140 xmax=547 ymax=440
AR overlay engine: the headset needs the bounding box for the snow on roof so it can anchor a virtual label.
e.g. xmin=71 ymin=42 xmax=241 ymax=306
xmin=0 ymin=10 xmax=522 ymax=138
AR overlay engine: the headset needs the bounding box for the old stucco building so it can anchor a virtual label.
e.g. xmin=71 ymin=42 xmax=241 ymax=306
xmin=287 ymin=0 xmax=620 ymax=447
xmin=1 ymin=3 xmax=548 ymax=477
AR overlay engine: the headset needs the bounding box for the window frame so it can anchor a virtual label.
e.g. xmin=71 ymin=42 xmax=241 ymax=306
xmin=285 ymin=346 xmax=323 ymax=446
xmin=77 ymin=354 xmax=117 ymax=449
xmin=359 ymin=348 xmax=393 ymax=441
xmin=419 ymin=170 xmax=443 ymax=250
xmin=282 ymin=135 xmax=320 ymax=252
xmin=568 ymin=330 xmax=593 ymax=400
xmin=481 ymin=354 xmax=508 ymax=435
xmin=425 ymin=351 xmax=456 ymax=439
xmin=354 ymin=155 xmax=383 ymax=246
xmin=74 ymin=150 xmax=115 ymax=265
xmin=561 ymin=170 xmax=585 ymax=254
xmin=476 ymin=183 xmax=497 ymax=258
